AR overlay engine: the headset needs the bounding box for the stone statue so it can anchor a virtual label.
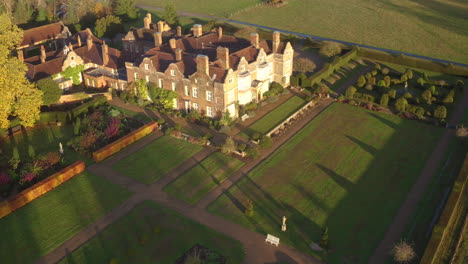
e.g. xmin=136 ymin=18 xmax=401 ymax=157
xmin=59 ymin=142 xmax=64 ymax=154
xmin=281 ymin=216 xmax=287 ymax=232
xmin=404 ymin=81 xmax=408 ymax=89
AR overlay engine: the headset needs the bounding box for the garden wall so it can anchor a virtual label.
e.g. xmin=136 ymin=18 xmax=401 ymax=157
xmin=92 ymin=121 xmax=159 ymax=162
xmin=0 ymin=160 xmax=85 ymax=219
xmin=357 ymin=48 xmax=468 ymax=76
xmin=421 ymin=154 xmax=468 ymax=264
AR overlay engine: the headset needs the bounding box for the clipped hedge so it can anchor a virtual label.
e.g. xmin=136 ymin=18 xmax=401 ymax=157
xmin=309 ymin=48 xmax=358 ymax=87
xmin=39 ymin=111 xmax=69 ymax=123
xmin=421 ymin=154 xmax=468 ymax=264
xmin=357 ymin=48 xmax=468 ymax=76
xmin=92 ymin=121 xmax=159 ymax=162
xmin=0 ymin=160 xmax=85 ymax=219
xmin=71 ymin=95 xmax=108 ymax=117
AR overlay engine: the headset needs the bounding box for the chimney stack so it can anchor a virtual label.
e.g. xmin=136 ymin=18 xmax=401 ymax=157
xmin=40 ymin=45 xmax=46 ymax=63
xmin=218 ymin=27 xmax=223 ymax=39
xmin=272 ymin=31 xmax=280 ymax=53
xmin=77 ymin=35 xmax=82 ymax=47
xmin=250 ymin=33 xmax=259 ymax=48
xmin=157 ymin=21 xmax=164 ymax=33
xmin=169 ymin=38 xmax=176 ymax=49
xmin=193 ymin=24 xmax=202 ymax=38
xmin=196 ymin=55 xmax=209 ymax=75
xmin=144 ymin=13 xmax=151 ymax=29
xmin=176 ymin=26 xmax=182 ymax=37
xmin=68 ymin=42 xmax=73 ymax=51
xmin=102 ymin=41 xmax=109 ymax=66
xmin=216 ymin=47 xmax=229 ymax=69
xmin=175 ymin=48 xmax=182 ymax=61
xmin=87 ymin=36 xmax=93 ymax=51
xmin=154 ymin=32 xmax=162 ymax=46
xmin=17 ymin=49 xmax=24 ymax=62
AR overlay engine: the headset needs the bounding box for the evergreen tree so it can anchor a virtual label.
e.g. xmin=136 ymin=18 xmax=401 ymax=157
xmin=380 ymin=94 xmax=389 ymax=107
xmin=162 ymin=4 xmax=179 ymax=25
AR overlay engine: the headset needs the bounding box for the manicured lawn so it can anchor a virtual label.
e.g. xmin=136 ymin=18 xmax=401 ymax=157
xmin=111 ymin=105 xmax=153 ymax=123
xmin=241 ymin=95 xmax=305 ymax=138
xmin=208 ymin=102 xmax=444 ymax=263
xmin=59 ymin=201 xmax=245 ymax=264
xmin=164 ymin=152 xmax=244 ymax=204
xmin=113 ymin=136 xmax=203 ymax=184
xmin=0 ymin=171 xmax=131 ymax=264
xmin=138 ymin=0 xmax=468 ymax=64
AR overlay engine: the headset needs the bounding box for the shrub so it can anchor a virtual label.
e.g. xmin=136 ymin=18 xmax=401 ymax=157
xmin=74 ymin=117 xmax=81 ymax=136
xmin=319 ymin=227 xmax=329 ymax=250
xmin=221 ymin=137 xmax=237 ymax=154
xmin=337 ymin=94 xmax=345 ymax=101
xmin=405 ymin=69 xmax=413 ymax=80
xmin=455 ymin=80 xmax=464 ymax=91
xmin=0 ymin=172 xmax=11 ymax=185
xmin=245 ymin=145 xmax=260 ymax=159
xmin=380 ymin=94 xmax=389 ymax=106
xmin=382 ymin=67 xmax=390 ymax=75
xmin=251 ymin=132 xmax=261 ymax=141
xmin=369 ymin=77 xmax=377 ymax=85
xmin=365 ymin=73 xmax=372 ymax=81
xmin=238 ymin=144 xmax=247 ymax=152
xmin=392 ymin=241 xmax=416 ymax=263
xmin=434 ymin=105 xmax=447 ymax=119
xmin=319 ymin=41 xmax=342 ymax=57
xmin=371 ymin=70 xmax=377 ymax=76
xmin=244 ymin=199 xmax=254 ymax=217
xmin=157 ymin=118 xmax=166 ymax=125
xmin=403 ymin=92 xmax=412 ymax=99
xmin=174 ymin=123 xmax=182 ymax=131
xmin=443 ymin=95 xmax=454 ymax=104
xmin=80 ymin=130 xmax=100 ymax=151
xmin=422 ymin=89 xmax=432 ymax=104
xmin=395 ymin=98 xmax=408 ymax=112
xmin=377 ymin=80 xmax=386 ymax=87
xmin=375 ymin=64 xmax=381 ymax=70
xmin=104 ymin=117 xmax=121 ymax=139
xmin=417 ymin=77 xmax=426 ymax=87
xmin=36 ymin=152 xmax=61 ymax=170
xmin=259 ymin=136 xmax=273 ymax=149
xmin=401 ymin=75 xmax=408 ymax=82
xmin=345 ymin=86 xmax=357 ymax=98
xmin=388 ymin=89 xmax=397 ymax=99
xmin=357 ymin=75 xmax=366 ymax=88
xmin=20 ymin=172 xmax=37 ymax=185
xmin=384 ymin=76 xmax=391 ymax=87
xmin=219 ymin=125 xmax=231 ymax=134
xmin=119 ymin=91 xmax=129 ymax=102
xmin=365 ymin=84 xmax=373 ymax=91
xmin=28 ymin=145 xmax=36 ymax=159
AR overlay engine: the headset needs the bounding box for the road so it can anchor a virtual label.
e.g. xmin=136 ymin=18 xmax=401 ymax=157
xmin=137 ymin=4 xmax=468 ymax=68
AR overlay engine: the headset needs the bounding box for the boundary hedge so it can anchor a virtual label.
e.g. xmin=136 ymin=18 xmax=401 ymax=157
xmin=357 ymin=48 xmax=468 ymax=76
xmin=421 ymin=154 xmax=468 ymax=263
xmin=0 ymin=161 xmax=85 ymax=219
xmin=92 ymin=121 xmax=159 ymax=162
xmin=309 ymin=48 xmax=358 ymax=87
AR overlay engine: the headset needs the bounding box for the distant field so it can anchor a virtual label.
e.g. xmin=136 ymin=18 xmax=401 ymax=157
xmin=138 ymin=0 xmax=468 ymax=64
xmin=208 ymin=103 xmax=444 ymax=263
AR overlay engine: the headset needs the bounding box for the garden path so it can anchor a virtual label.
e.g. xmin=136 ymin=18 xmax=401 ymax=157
xmin=37 ymin=99 xmax=334 ymax=264
xmin=369 ymin=84 xmax=468 ymax=263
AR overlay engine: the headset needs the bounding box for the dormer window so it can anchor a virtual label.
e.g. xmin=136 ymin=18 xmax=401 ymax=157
xmin=240 ymin=65 xmax=245 ymax=72
xmin=228 ymin=78 xmax=233 ymax=84
xmin=144 ymin=63 xmax=149 ymax=70
xmin=171 ymin=69 xmax=176 ymax=76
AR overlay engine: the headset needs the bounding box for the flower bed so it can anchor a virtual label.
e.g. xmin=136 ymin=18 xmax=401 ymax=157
xmin=92 ymin=122 xmax=159 ymax=162
xmin=0 ymin=160 xmax=85 ymax=219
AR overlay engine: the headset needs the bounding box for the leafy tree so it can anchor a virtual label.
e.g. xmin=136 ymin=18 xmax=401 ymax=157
xmin=13 ymin=0 xmax=33 ymax=24
xmin=113 ymin=0 xmax=137 ymax=19
xmin=394 ymin=98 xmax=408 ymax=112
xmin=148 ymin=82 xmax=178 ymax=109
xmin=319 ymin=41 xmax=341 ymax=57
xmin=380 ymin=94 xmax=389 ymax=106
xmin=36 ymin=77 xmax=61 ymax=105
xmin=421 ymin=89 xmax=432 ymax=103
xmin=220 ymin=110 xmax=232 ymax=126
xmin=388 ymin=89 xmax=397 ymax=99
xmin=65 ymin=0 xmax=79 ymax=24
xmin=221 ymin=137 xmax=237 ymax=154
xmin=434 ymin=105 xmax=447 ymax=119
xmin=356 ymin=75 xmax=366 ymax=88
xmin=162 ymin=4 xmax=179 ymax=26
xmin=0 ymin=14 xmax=42 ymax=128
xmin=95 ymin=15 xmax=122 ymax=38
xmin=293 ymin=57 xmax=316 ymax=73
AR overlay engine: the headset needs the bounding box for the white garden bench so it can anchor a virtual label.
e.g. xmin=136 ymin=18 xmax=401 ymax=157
xmin=265 ymin=234 xmax=280 ymax=247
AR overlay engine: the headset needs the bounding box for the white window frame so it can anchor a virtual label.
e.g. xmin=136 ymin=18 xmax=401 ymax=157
xmin=134 ymin=72 xmax=138 ymax=80
xmin=184 ymin=85 xmax=189 ymax=96
xmin=206 ymin=91 xmax=213 ymax=102
xmin=171 ymin=82 xmax=176 ymax=91
xmin=170 ymin=69 xmax=176 ymax=76
xmin=144 ymin=63 xmax=149 ymax=70
xmin=145 ymin=75 xmax=150 ymax=83
xmin=158 ymin=78 xmax=163 ymax=88
xmin=207 ymin=106 xmax=213 ymax=117
xmin=193 ymin=87 xmax=198 ymax=98
xmin=229 ymin=78 xmax=233 ymax=84
xmin=192 ymin=102 xmax=199 ymax=111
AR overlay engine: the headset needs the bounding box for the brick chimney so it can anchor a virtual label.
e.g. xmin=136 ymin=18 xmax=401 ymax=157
xmin=68 ymin=42 xmax=73 ymax=51
xmin=77 ymin=35 xmax=82 ymax=47
xmin=175 ymin=48 xmax=182 ymax=61
xmin=216 ymin=47 xmax=229 ymax=69
xmin=169 ymin=38 xmax=176 ymax=49
xmin=157 ymin=21 xmax=164 ymax=33
xmin=144 ymin=13 xmax=151 ymax=29
xmin=17 ymin=49 xmax=23 ymax=61
xmin=154 ymin=32 xmax=162 ymax=46
xmin=40 ymin=45 xmax=46 ymax=63
xmin=272 ymin=31 xmax=280 ymax=53
xmin=218 ymin=27 xmax=223 ymax=39
xmin=102 ymin=41 xmax=109 ymax=66
xmin=87 ymin=36 xmax=93 ymax=51
xmin=193 ymin=24 xmax=202 ymax=38
xmin=176 ymin=26 xmax=182 ymax=37
xmin=196 ymin=55 xmax=209 ymax=75
xmin=250 ymin=33 xmax=259 ymax=48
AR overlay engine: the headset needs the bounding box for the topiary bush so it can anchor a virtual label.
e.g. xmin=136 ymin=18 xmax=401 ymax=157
xmin=259 ymin=136 xmax=273 ymax=149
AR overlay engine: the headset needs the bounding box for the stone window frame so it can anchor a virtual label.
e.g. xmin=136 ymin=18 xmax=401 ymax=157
xmin=207 ymin=106 xmax=213 ymax=117
xmin=206 ymin=91 xmax=213 ymax=102
xmin=192 ymin=102 xmax=199 ymax=111
xmin=193 ymin=87 xmax=198 ymax=98
xmin=184 ymin=85 xmax=190 ymax=96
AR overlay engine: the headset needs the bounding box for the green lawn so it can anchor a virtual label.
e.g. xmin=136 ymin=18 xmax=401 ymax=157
xmin=241 ymin=95 xmax=305 ymax=138
xmin=164 ymin=152 xmax=244 ymax=204
xmin=111 ymin=105 xmax=153 ymax=123
xmin=113 ymin=136 xmax=203 ymax=184
xmin=138 ymin=0 xmax=468 ymax=64
xmin=59 ymin=201 xmax=245 ymax=264
xmin=208 ymin=102 xmax=444 ymax=263
xmin=0 ymin=171 xmax=131 ymax=264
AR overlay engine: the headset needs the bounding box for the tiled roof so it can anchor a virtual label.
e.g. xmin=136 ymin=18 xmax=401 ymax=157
xmin=21 ymin=22 xmax=65 ymax=46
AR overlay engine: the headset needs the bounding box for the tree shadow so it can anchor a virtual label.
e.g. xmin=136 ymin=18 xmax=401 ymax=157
xmin=368 ymin=112 xmax=398 ymax=129
xmin=345 ymin=135 xmax=377 ymax=156
xmin=315 ymin=164 xmax=354 ymax=191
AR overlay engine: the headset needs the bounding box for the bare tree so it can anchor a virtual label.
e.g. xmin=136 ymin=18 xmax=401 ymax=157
xmin=392 ymin=241 xmax=416 ymax=263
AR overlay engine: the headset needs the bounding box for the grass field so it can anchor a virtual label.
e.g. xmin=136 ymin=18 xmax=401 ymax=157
xmin=164 ymin=152 xmax=244 ymax=204
xmin=240 ymin=95 xmax=305 ymax=138
xmin=208 ymin=102 xmax=444 ymax=263
xmin=111 ymin=105 xmax=154 ymax=123
xmin=113 ymin=136 xmax=203 ymax=184
xmin=0 ymin=171 xmax=131 ymax=264
xmin=59 ymin=201 xmax=245 ymax=264
xmin=138 ymin=0 xmax=468 ymax=64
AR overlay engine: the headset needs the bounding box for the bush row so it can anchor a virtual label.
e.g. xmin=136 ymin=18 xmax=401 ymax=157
xmin=421 ymin=154 xmax=468 ymax=263
xmin=357 ymin=48 xmax=468 ymax=76
xmin=309 ymin=48 xmax=358 ymax=87
xmin=0 ymin=161 xmax=85 ymax=219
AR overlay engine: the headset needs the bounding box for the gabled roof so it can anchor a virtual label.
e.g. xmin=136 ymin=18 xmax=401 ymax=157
xmin=20 ymin=22 xmax=67 ymax=47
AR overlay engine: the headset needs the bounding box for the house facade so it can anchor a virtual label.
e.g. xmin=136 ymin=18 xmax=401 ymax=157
xmin=124 ymin=15 xmax=294 ymax=118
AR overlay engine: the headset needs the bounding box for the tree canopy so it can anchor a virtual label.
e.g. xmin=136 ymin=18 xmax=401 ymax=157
xmin=162 ymin=4 xmax=179 ymax=26
xmin=0 ymin=14 xmax=42 ymax=128
xmin=37 ymin=77 xmax=62 ymax=105
xmin=319 ymin=41 xmax=342 ymax=57
xmin=95 ymin=15 xmax=122 ymax=38
xmin=113 ymin=0 xmax=137 ymax=19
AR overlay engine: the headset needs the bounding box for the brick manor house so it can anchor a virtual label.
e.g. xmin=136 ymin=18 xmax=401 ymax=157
xmin=19 ymin=14 xmax=294 ymax=118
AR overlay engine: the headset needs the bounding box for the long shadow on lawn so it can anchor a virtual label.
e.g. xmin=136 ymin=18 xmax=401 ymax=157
xmin=345 ymin=135 xmax=378 ymax=156
xmin=316 ymin=164 xmax=354 ymax=191
xmin=368 ymin=112 xmax=399 ymax=129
